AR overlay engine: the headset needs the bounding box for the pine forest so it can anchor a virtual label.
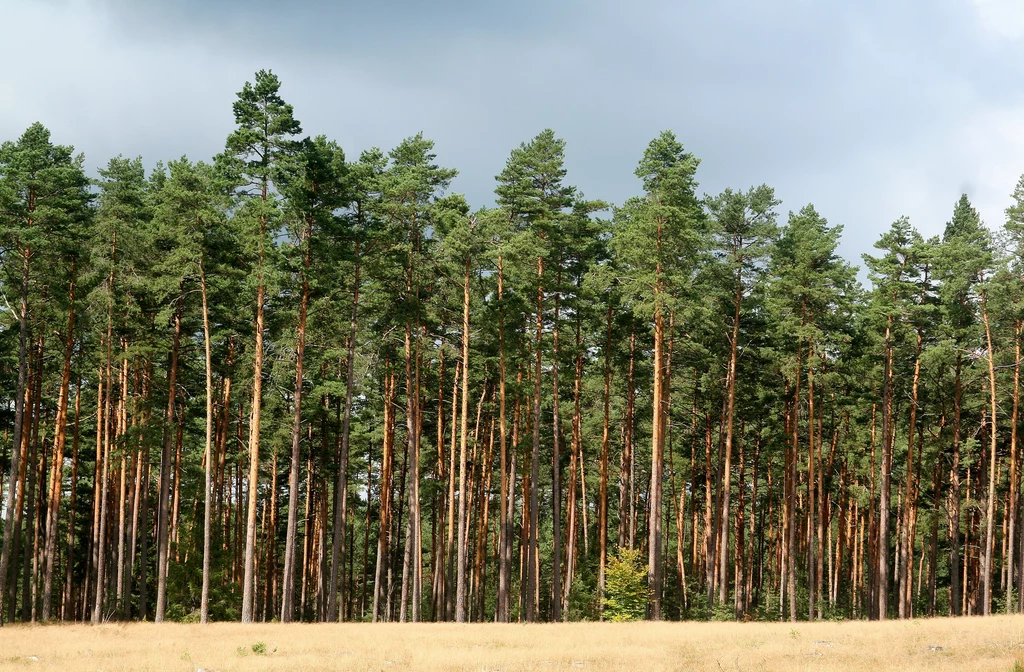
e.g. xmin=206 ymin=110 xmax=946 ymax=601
xmin=4 ymin=69 xmax=1024 ymax=626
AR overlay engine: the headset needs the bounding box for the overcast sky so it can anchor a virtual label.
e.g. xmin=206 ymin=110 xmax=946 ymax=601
xmin=3 ymin=0 xmax=1024 ymax=275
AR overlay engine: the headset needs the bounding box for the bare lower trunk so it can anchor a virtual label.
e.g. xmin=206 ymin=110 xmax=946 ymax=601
xmin=878 ymin=319 xmax=893 ymax=621
xmin=155 ymin=298 xmax=182 ymax=622
xmin=950 ymin=353 xmax=964 ymax=616
xmin=328 ymin=250 xmax=360 ymax=622
xmin=0 ymin=248 xmax=31 ymax=626
xmin=241 ymin=278 xmax=266 ymax=623
xmin=41 ymin=266 xmax=76 ymax=620
xmin=455 ymin=259 xmax=471 ymax=623
xmin=1010 ymin=320 xmax=1021 ymax=614
xmin=282 ymin=235 xmax=312 ymax=622
xmin=550 ymin=272 xmax=563 ymax=622
xmin=598 ymin=304 xmax=612 ymax=597
xmin=648 ymin=304 xmax=665 ymax=619
xmin=526 ymin=256 xmax=543 ymax=622
xmin=200 ymin=264 xmax=214 ymax=624
xmin=496 ymin=255 xmax=511 ymax=622
xmin=718 ymin=261 xmax=743 ymax=605
xmin=982 ymin=288 xmax=998 ymax=615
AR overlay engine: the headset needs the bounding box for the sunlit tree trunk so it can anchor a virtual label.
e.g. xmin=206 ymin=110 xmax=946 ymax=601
xmin=41 ymin=263 xmax=76 ymax=620
xmin=282 ymin=218 xmax=313 ymax=622
xmin=155 ymin=296 xmax=182 ymax=623
xmin=455 ymin=257 xmax=472 ymax=623
xmin=328 ymin=243 xmax=360 ymax=622
xmin=200 ymin=259 xmax=214 ymax=624
xmin=981 ymin=286 xmax=998 ymax=615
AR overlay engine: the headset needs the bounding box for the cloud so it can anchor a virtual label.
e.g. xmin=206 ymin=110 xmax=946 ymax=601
xmin=3 ymin=0 xmax=1024 ymax=276
xmin=971 ymin=0 xmax=1024 ymax=40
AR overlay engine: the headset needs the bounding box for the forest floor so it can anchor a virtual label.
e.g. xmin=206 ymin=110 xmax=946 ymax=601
xmin=0 ymin=615 xmax=1023 ymax=671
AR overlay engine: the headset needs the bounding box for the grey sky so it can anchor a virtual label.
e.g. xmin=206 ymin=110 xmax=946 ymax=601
xmin=3 ymin=0 xmax=1024 ymax=274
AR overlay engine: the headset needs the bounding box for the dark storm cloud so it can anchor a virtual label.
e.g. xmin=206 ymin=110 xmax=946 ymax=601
xmin=4 ymin=0 xmax=1024 ymax=271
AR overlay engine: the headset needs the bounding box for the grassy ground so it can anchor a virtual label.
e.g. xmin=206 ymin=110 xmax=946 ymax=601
xmin=1 ymin=615 xmax=1023 ymax=671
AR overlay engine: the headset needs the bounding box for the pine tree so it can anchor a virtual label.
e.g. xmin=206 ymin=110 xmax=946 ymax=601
xmin=612 ymin=131 xmax=704 ymax=619
xmin=706 ymin=185 xmax=779 ymax=612
xmin=494 ymin=129 xmax=576 ymax=622
xmin=0 ymin=124 xmax=91 ymax=624
xmin=278 ymin=136 xmax=348 ymax=622
xmin=768 ymin=204 xmax=856 ymax=621
xmin=935 ymin=195 xmax=991 ymax=616
xmin=217 ymin=69 xmax=302 ymax=623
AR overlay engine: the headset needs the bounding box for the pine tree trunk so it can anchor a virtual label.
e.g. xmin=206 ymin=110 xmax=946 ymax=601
xmin=563 ymin=321 xmax=585 ymax=617
xmin=1010 ymin=319 xmax=1021 ymax=613
xmin=550 ymin=269 xmax=563 ymax=622
xmin=41 ymin=264 xmax=76 ymax=620
xmin=598 ymin=303 xmax=612 ymax=597
xmin=241 ymin=262 xmax=267 ymax=623
xmin=526 ymin=256 xmax=543 ymax=623
xmin=950 ymin=352 xmax=964 ymax=616
xmin=0 ymin=244 xmax=32 ymax=626
xmin=328 ymin=247 xmax=360 ymax=622
xmin=898 ymin=328 xmax=923 ymax=618
xmin=619 ymin=328 xmax=634 ymax=551
xmin=788 ymin=339 xmax=801 ymax=623
xmin=412 ymin=327 xmax=424 ymax=622
xmin=719 ymin=255 xmax=743 ymax=606
xmin=62 ymin=386 xmax=82 ymax=620
xmin=982 ymin=287 xmax=998 ymax=615
xmin=373 ymin=370 xmax=396 ymax=622
xmin=496 ymin=254 xmax=512 ymax=622
xmin=200 ymin=261 xmax=214 ymax=624
xmin=282 ymin=222 xmax=313 ymax=622
xmin=648 ymin=301 xmax=665 ymax=619
xmin=114 ymin=354 xmax=129 ymax=616
xmin=93 ymin=323 xmax=114 ymax=624
xmin=26 ymin=348 xmax=45 ymax=623
xmin=444 ymin=361 xmax=460 ymax=619
xmin=155 ymin=297 xmax=182 ymax=622
xmin=878 ymin=318 xmax=894 ymax=621
xmin=455 ymin=258 xmax=472 ymax=623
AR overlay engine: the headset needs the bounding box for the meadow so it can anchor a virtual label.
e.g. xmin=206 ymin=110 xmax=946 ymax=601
xmin=1 ymin=616 xmax=1023 ymax=671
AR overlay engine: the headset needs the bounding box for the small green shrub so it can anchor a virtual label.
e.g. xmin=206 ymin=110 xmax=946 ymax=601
xmin=601 ymin=547 xmax=650 ymax=621
xmin=710 ymin=600 xmax=734 ymax=622
xmin=251 ymin=641 xmax=267 ymax=656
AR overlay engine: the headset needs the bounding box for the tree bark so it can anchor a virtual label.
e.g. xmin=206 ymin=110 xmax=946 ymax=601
xmin=241 ymin=227 xmax=268 ymax=623
xmin=328 ymin=244 xmax=360 ymax=622
xmin=455 ymin=258 xmax=472 ymax=623
xmin=155 ymin=297 xmax=182 ymax=622
xmin=496 ymin=253 xmax=512 ymax=622
xmin=41 ymin=263 xmax=76 ymax=620
xmin=718 ymin=247 xmax=743 ymax=606
xmin=200 ymin=260 xmax=214 ymax=624
xmin=282 ymin=219 xmax=313 ymax=622
xmin=0 ymin=243 xmax=32 ymax=626
xmin=526 ymin=256 xmax=543 ymax=622
xmin=598 ymin=303 xmax=612 ymax=597
xmin=981 ymin=286 xmax=998 ymax=615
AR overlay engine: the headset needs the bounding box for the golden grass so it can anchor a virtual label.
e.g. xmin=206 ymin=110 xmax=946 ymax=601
xmin=1 ymin=615 xmax=1023 ymax=671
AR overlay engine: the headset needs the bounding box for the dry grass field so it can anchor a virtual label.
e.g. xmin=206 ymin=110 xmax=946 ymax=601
xmin=1 ymin=616 xmax=1023 ymax=671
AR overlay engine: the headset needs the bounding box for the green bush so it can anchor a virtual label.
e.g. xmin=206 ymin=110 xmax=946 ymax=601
xmin=601 ymin=547 xmax=650 ymax=621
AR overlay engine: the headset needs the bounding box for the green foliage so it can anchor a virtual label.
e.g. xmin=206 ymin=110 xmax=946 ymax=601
xmin=612 ymin=131 xmax=705 ymax=319
xmin=7 ymin=69 xmax=1024 ymax=630
xmin=601 ymin=547 xmax=650 ymax=622
xmin=566 ymin=566 xmax=600 ymax=622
